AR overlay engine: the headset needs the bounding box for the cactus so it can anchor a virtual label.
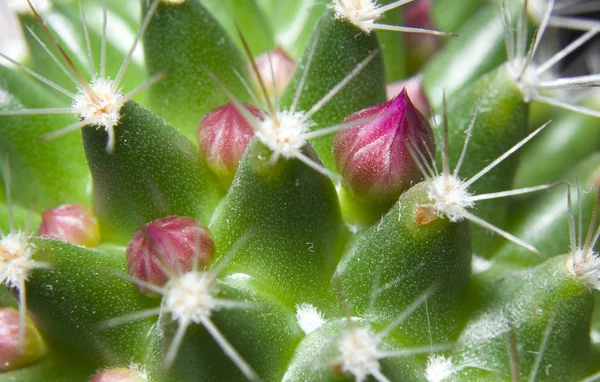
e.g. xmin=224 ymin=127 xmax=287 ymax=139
xmin=1 ymin=0 xmax=600 ymax=381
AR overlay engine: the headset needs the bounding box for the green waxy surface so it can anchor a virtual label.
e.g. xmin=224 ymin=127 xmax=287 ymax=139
xmin=334 ymin=181 xmax=471 ymax=345
xmin=593 ymin=293 xmax=600 ymax=367
xmin=210 ymin=139 xmax=345 ymax=311
xmin=337 ymin=187 xmax=396 ymax=227
xmin=0 ymin=352 xmax=92 ymax=382
xmin=442 ymin=64 xmax=528 ymax=257
xmin=25 ymin=238 xmax=158 ymax=368
xmin=205 ymin=276 xmax=303 ymax=381
xmin=81 ymin=100 xmax=222 ymax=244
xmin=143 ymin=0 xmax=251 ymax=142
xmin=280 ymin=9 xmax=387 ymax=172
xmin=452 ymin=255 xmax=593 ymax=381
xmin=444 ymin=368 xmax=499 ymax=381
xmin=0 ymin=65 xmax=91 ymax=209
xmin=0 ymin=286 xmax=17 ymax=308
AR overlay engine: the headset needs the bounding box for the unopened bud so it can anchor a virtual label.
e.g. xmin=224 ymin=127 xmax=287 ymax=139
xmin=37 ymin=204 xmax=100 ymax=247
xmin=403 ymin=0 xmax=440 ymax=70
xmin=334 ymin=88 xmax=435 ymax=203
xmin=0 ymin=307 xmax=47 ymax=371
xmin=251 ymin=47 xmax=296 ymax=98
xmin=89 ymin=367 xmax=147 ymax=382
xmin=198 ymin=102 xmax=263 ymax=185
xmin=386 ymin=75 xmax=430 ymax=116
xmin=126 ymin=216 xmax=215 ymax=295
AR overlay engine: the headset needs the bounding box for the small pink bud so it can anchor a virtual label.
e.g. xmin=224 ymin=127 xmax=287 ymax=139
xmin=386 ymin=75 xmax=431 ymax=116
xmin=37 ymin=204 xmax=100 ymax=247
xmin=251 ymin=47 xmax=296 ymax=98
xmin=334 ymin=88 xmax=435 ymax=203
xmin=89 ymin=367 xmax=147 ymax=382
xmin=403 ymin=0 xmax=440 ymax=62
xmin=0 ymin=307 xmax=47 ymax=371
xmin=126 ymin=216 xmax=215 ymax=295
xmin=198 ymin=102 xmax=263 ymax=185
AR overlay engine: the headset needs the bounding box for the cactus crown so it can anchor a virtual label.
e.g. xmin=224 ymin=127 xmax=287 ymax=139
xmin=1 ymin=0 xmax=600 ymax=381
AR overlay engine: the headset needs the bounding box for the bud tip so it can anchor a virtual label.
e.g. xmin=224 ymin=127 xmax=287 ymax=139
xmin=38 ymin=204 xmax=100 ymax=247
xmin=126 ymin=216 xmax=215 ymax=295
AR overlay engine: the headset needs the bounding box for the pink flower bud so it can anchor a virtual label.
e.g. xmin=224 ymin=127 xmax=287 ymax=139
xmin=386 ymin=75 xmax=431 ymax=116
xmin=403 ymin=0 xmax=440 ymax=63
xmin=0 ymin=307 xmax=47 ymax=371
xmin=402 ymin=0 xmax=440 ymax=47
xmin=37 ymin=204 xmax=100 ymax=247
xmin=198 ymin=102 xmax=263 ymax=185
xmin=251 ymin=47 xmax=296 ymax=98
xmin=89 ymin=367 xmax=147 ymax=382
xmin=126 ymin=216 xmax=215 ymax=295
xmin=334 ymin=88 xmax=435 ymax=203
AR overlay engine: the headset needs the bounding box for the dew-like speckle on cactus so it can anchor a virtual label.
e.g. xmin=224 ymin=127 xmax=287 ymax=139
xmin=1 ymin=0 xmax=600 ymax=381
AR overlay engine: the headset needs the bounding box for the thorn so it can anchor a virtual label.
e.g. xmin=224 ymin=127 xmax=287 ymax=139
xmin=25 ymin=0 xmax=94 ymax=97
xmin=235 ymin=24 xmax=275 ymax=118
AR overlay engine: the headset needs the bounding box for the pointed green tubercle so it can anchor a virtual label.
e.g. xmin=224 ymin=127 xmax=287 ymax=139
xmin=150 ymin=276 xmax=303 ymax=382
xmin=280 ymin=9 xmax=387 ymax=172
xmin=450 ymin=255 xmax=593 ymax=381
xmin=210 ymin=139 xmax=345 ymax=311
xmin=143 ymin=0 xmax=251 ymax=142
xmin=443 ymin=64 xmax=529 ymax=257
xmin=334 ymin=181 xmax=471 ymax=345
xmin=82 ymin=100 xmax=222 ymax=244
xmin=26 ymin=238 xmax=158 ymax=368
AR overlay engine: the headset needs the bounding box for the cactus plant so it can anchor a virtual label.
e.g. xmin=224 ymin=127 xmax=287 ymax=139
xmin=1 ymin=0 xmax=600 ymax=381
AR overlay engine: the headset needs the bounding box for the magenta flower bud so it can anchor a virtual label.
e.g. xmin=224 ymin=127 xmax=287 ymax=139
xmin=251 ymin=47 xmax=296 ymax=98
xmin=126 ymin=216 xmax=215 ymax=295
xmin=386 ymin=75 xmax=431 ymax=116
xmin=0 ymin=307 xmax=47 ymax=371
xmin=198 ymin=102 xmax=263 ymax=185
xmin=37 ymin=204 xmax=100 ymax=247
xmin=89 ymin=367 xmax=147 ymax=382
xmin=334 ymin=88 xmax=435 ymax=203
